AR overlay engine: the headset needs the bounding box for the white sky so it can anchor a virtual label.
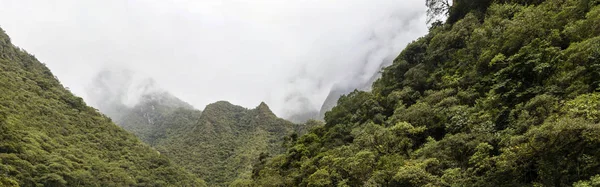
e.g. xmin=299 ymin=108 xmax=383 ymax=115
xmin=0 ymin=0 xmax=427 ymax=118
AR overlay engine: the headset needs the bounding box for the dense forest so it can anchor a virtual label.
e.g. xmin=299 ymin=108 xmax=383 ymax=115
xmin=2 ymin=0 xmax=600 ymax=186
xmin=244 ymin=0 xmax=600 ymax=186
xmin=99 ymin=89 xmax=318 ymax=186
xmin=0 ymin=28 xmax=205 ymax=186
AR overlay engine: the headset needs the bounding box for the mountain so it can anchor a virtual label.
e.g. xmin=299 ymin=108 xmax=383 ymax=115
xmin=120 ymin=100 xmax=317 ymax=186
xmin=86 ymin=69 xmax=196 ymax=146
xmin=89 ymin=72 xmax=319 ymax=186
xmin=153 ymin=101 xmax=303 ymax=186
xmin=245 ymin=0 xmax=600 ymax=186
xmin=0 ymin=28 xmax=204 ymax=186
xmin=112 ymin=92 xmax=195 ymax=145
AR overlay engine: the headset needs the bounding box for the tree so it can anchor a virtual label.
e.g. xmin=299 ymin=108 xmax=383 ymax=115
xmin=426 ymin=0 xmax=451 ymax=23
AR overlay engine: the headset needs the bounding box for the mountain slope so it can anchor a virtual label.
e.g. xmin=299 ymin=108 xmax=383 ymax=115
xmin=0 ymin=28 xmax=205 ymax=186
xmin=247 ymin=0 xmax=600 ymax=186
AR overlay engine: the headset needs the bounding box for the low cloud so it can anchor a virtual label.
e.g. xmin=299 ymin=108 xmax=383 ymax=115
xmin=0 ymin=0 xmax=428 ymax=118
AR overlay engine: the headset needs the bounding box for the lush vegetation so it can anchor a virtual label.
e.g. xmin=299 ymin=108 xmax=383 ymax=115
xmin=109 ymin=98 xmax=319 ymax=186
xmin=245 ymin=0 xmax=600 ymax=186
xmin=0 ymin=28 xmax=205 ymax=186
xmin=4 ymin=0 xmax=600 ymax=186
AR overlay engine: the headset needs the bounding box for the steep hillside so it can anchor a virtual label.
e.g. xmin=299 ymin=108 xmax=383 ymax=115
xmin=0 ymin=28 xmax=204 ymax=186
xmin=246 ymin=0 xmax=600 ymax=186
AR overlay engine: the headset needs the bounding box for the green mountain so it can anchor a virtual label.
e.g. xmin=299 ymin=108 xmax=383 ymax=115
xmin=246 ymin=0 xmax=600 ymax=186
xmin=154 ymin=101 xmax=304 ymax=186
xmin=94 ymin=79 xmax=320 ymax=186
xmin=0 ymin=28 xmax=205 ymax=186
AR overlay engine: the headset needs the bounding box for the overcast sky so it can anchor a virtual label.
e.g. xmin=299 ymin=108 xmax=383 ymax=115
xmin=0 ymin=0 xmax=427 ymax=118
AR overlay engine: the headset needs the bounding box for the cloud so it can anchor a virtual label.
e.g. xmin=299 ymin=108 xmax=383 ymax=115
xmin=86 ymin=69 xmax=163 ymax=109
xmin=0 ymin=0 xmax=428 ymax=118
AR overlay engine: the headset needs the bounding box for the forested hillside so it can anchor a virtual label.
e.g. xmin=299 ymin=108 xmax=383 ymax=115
xmin=246 ymin=0 xmax=600 ymax=186
xmin=0 ymin=28 xmax=205 ymax=186
xmin=102 ymin=93 xmax=319 ymax=186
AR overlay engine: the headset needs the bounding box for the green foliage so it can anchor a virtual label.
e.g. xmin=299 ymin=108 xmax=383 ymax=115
xmin=0 ymin=27 xmax=204 ymax=186
xmin=564 ymin=93 xmax=600 ymax=122
xmin=574 ymin=175 xmax=600 ymax=187
xmin=494 ymin=118 xmax=600 ymax=186
xmin=447 ymin=0 xmax=494 ymax=23
xmin=244 ymin=0 xmax=600 ymax=186
xmin=0 ymin=176 xmax=19 ymax=187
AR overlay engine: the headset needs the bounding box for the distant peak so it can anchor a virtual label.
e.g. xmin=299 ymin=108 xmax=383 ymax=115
xmin=204 ymin=101 xmax=233 ymax=110
xmin=138 ymin=92 xmax=194 ymax=109
xmin=256 ymin=101 xmax=275 ymax=117
xmin=209 ymin=101 xmax=235 ymax=107
xmin=258 ymin=101 xmax=269 ymax=108
xmin=202 ymin=101 xmax=245 ymax=114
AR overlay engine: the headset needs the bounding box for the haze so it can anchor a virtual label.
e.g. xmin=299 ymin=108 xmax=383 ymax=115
xmin=0 ymin=0 xmax=427 ymax=119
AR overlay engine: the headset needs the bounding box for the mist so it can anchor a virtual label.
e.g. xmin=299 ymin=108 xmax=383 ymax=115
xmin=0 ymin=0 xmax=427 ymax=119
